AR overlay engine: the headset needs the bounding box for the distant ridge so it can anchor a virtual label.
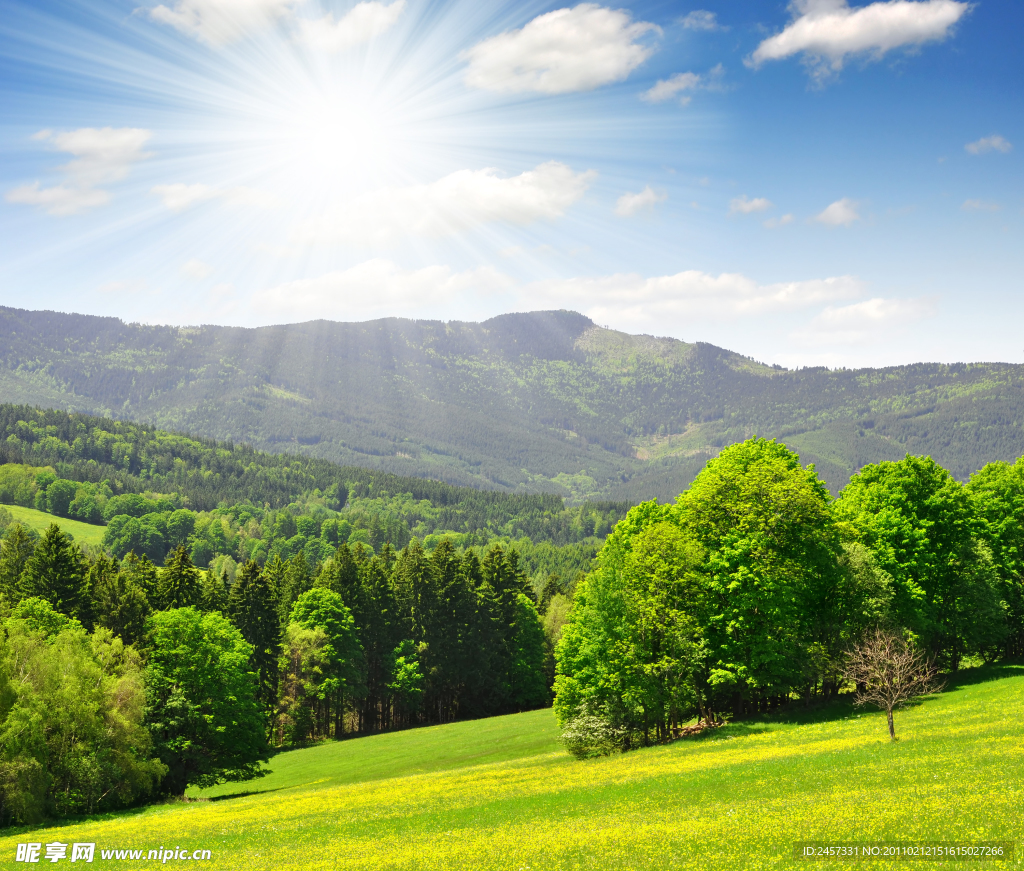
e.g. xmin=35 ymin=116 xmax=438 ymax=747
xmin=1 ymin=304 xmax=1022 ymax=501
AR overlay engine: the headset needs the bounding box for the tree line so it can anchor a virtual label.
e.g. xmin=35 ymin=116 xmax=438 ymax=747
xmin=0 ymin=515 xmax=552 ymax=824
xmin=0 ymin=404 xmax=628 ymax=544
xmin=554 ymin=439 xmax=1024 ymax=755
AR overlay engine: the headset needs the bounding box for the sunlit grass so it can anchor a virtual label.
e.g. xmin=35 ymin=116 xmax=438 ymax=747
xmin=2 ymin=665 xmax=1021 ymax=870
xmin=1 ymin=504 xmax=106 ymax=547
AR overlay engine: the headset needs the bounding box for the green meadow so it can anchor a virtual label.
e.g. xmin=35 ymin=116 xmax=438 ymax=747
xmin=0 ymin=504 xmax=106 ymax=547
xmin=1 ymin=664 xmax=1021 ymax=870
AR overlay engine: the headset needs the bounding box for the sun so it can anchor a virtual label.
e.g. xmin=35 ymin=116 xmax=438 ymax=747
xmin=276 ymin=85 xmax=396 ymax=187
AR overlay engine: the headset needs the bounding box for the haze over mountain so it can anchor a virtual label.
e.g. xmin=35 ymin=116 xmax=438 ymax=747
xmin=2 ymin=305 xmax=1023 ymax=502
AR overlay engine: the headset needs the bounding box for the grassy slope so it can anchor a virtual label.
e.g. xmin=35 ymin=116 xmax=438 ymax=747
xmin=1 ymin=504 xmax=106 ymax=547
xmin=2 ymin=665 xmax=1021 ymax=869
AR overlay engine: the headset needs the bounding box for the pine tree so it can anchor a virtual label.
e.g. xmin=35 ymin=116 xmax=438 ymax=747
xmin=158 ymin=545 xmax=203 ymax=610
xmin=358 ymin=551 xmax=398 ymax=731
xmin=93 ymin=555 xmax=152 ymax=645
xmin=21 ymin=523 xmax=88 ymax=620
xmin=199 ymin=569 xmax=229 ymax=614
xmin=229 ymin=560 xmax=281 ymax=712
xmin=479 ymin=544 xmax=532 ymax=712
xmin=0 ymin=524 xmax=37 ymax=604
xmin=280 ymin=554 xmax=312 ymax=625
xmin=315 ymin=543 xmax=359 ymax=611
xmin=423 ymin=540 xmax=474 ymax=723
xmin=121 ymin=551 xmax=159 ymax=603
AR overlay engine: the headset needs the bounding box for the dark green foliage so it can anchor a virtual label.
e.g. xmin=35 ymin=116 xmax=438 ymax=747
xmin=120 ymin=551 xmax=158 ymax=603
xmin=509 ymin=594 xmax=549 ymax=710
xmin=229 ymin=561 xmax=282 ymax=711
xmin=278 ymin=554 xmax=312 ymax=625
xmin=103 ymin=514 xmax=165 ymax=562
xmin=144 ymin=608 xmax=268 ymax=797
xmin=21 ymin=524 xmax=88 ymax=622
xmin=157 ymin=545 xmax=202 ymax=610
xmin=0 ymin=524 xmax=37 ymax=603
xmin=199 ymin=569 xmax=229 ymax=614
xmin=91 ymin=554 xmax=153 ymax=646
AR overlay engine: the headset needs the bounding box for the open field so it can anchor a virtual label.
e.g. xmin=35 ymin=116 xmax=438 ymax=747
xmin=1 ymin=665 xmax=1021 ymax=870
xmin=0 ymin=503 xmax=106 ymax=547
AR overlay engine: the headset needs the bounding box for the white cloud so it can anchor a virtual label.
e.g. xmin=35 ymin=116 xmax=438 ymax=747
xmin=151 ymin=183 xmax=278 ymax=211
xmin=293 ymin=161 xmax=595 ymax=245
xmin=680 ymin=10 xmax=724 ymax=31
xmin=462 ymin=4 xmax=658 ymax=94
xmin=748 ymin=0 xmax=970 ymax=82
xmin=181 ymin=258 xmax=213 ymax=280
xmin=255 ymin=262 xmax=865 ymax=335
xmin=298 ymin=0 xmax=405 ymax=51
xmin=797 ymin=296 xmax=936 ymax=344
xmin=641 ymin=64 xmax=724 ymax=104
xmin=965 ymin=134 xmax=1012 ymax=155
xmin=764 ymin=213 xmax=795 ymax=228
xmin=615 ymin=185 xmax=666 ymax=216
xmin=729 ymin=195 xmax=773 ymax=215
xmin=5 ymin=184 xmax=110 ymax=217
xmin=642 ymin=72 xmax=700 ymax=104
xmin=149 ymin=0 xmax=299 ymax=45
xmin=961 ymin=199 xmax=1000 ymax=212
xmin=5 ymin=127 xmax=152 ymax=216
xmin=815 ymin=197 xmax=860 ymax=226
xmin=255 ymin=260 xmax=514 ymax=320
xmin=523 ymin=270 xmax=863 ymax=324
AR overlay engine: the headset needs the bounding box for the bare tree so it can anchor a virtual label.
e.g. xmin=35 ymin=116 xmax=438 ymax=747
xmin=842 ymin=628 xmax=943 ymax=740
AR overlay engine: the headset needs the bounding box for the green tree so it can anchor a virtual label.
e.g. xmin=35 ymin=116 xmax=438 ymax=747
xmin=289 ymin=588 xmax=363 ymax=737
xmin=21 ymin=524 xmax=89 ymax=621
xmin=157 ymin=545 xmax=202 ymax=610
xmin=121 ymin=551 xmax=159 ymax=602
xmin=0 ymin=604 xmax=165 ymax=824
xmin=199 ymin=569 xmax=229 ymax=614
xmin=103 ymin=515 xmax=165 ymax=562
xmin=554 ymin=508 xmax=704 ymax=749
xmin=966 ymin=458 xmax=1024 ymax=656
xmin=677 ymin=438 xmax=842 ymax=716
xmin=144 ymin=607 xmax=268 ymax=797
xmin=277 ymin=554 xmax=311 ymax=626
xmin=508 ymin=593 xmax=550 ymax=711
xmin=276 ymin=623 xmax=330 ymax=745
xmin=836 ymin=455 xmax=1006 ymax=668
xmin=92 ymin=556 xmax=152 ymax=646
xmin=357 ymin=550 xmax=399 ymax=732
xmin=41 ymin=479 xmax=77 ymax=516
xmin=0 ymin=525 xmax=37 ymax=604
xmin=229 ymin=561 xmax=281 ymax=711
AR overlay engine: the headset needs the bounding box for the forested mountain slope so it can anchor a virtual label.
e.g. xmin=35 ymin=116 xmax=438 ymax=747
xmin=1 ymin=305 xmax=1023 ymax=499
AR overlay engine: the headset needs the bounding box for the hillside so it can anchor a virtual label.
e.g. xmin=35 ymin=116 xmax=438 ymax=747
xmin=1 ymin=665 xmax=1019 ymax=870
xmin=2 ymin=306 xmax=1024 ymax=499
xmin=0 ymin=405 xmax=626 ymax=577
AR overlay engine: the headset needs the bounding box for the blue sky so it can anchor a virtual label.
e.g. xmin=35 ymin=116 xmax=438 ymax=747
xmin=0 ymin=0 xmax=1020 ymax=368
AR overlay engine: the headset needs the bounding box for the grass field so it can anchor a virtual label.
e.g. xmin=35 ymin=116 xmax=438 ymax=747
xmin=1 ymin=665 xmax=1021 ymax=870
xmin=0 ymin=503 xmax=106 ymax=547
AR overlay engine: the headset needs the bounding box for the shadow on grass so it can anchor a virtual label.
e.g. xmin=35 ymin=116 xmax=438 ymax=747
xmin=717 ymin=660 xmax=1024 ymax=737
xmin=941 ymin=661 xmax=1024 ymax=691
xmin=206 ymin=787 xmax=286 ymax=802
xmin=683 ymin=723 xmax=773 ymax=743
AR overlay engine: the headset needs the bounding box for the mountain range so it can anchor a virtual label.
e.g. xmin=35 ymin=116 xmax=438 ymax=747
xmin=1 ymin=305 xmax=1022 ymax=502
